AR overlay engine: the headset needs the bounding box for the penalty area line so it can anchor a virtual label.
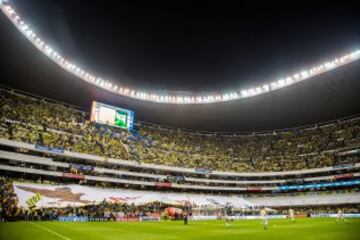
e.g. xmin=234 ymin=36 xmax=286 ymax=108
xmin=28 ymin=222 xmax=72 ymax=240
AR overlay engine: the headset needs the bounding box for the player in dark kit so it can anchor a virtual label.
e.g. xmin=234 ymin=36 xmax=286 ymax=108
xmin=183 ymin=213 xmax=188 ymax=225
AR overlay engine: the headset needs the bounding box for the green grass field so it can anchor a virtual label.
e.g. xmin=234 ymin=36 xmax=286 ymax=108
xmin=0 ymin=218 xmax=359 ymax=240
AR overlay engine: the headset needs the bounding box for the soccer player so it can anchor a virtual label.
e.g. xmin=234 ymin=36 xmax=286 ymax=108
xmin=336 ymin=209 xmax=345 ymax=223
xmin=260 ymin=208 xmax=268 ymax=230
xmin=225 ymin=216 xmax=232 ymax=228
xmin=183 ymin=213 xmax=188 ymax=226
xmin=224 ymin=203 xmax=232 ymax=228
xmin=289 ymin=208 xmax=295 ymax=223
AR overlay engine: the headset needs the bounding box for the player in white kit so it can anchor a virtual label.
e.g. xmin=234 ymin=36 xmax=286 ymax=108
xmin=289 ymin=208 xmax=295 ymax=223
xmin=336 ymin=209 xmax=344 ymax=223
xmin=260 ymin=208 xmax=268 ymax=230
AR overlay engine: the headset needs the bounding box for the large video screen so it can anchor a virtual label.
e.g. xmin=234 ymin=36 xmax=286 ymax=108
xmin=90 ymin=101 xmax=134 ymax=130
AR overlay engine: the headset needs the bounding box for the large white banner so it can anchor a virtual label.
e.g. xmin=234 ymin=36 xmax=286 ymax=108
xmin=13 ymin=182 xmax=253 ymax=209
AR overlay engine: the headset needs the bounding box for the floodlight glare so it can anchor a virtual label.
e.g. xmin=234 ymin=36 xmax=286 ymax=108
xmin=0 ymin=1 xmax=359 ymax=104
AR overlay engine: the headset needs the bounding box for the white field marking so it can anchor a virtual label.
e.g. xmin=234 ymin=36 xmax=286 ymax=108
xmin=29 ymin=222 xmax=72 ymax=240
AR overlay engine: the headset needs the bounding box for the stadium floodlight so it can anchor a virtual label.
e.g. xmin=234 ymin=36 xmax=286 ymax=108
xmin=351 ymin=51 xmax=359 ymax=59
xmin=301 ymin=71 xmax=309 ymax=78
xmin=20 ymin=24 xmax=28 ymax=31
xmin=45 ymin=47 xmax=53 ymax=55
xmin=285 ymin=77 xmax=293 ymax=84
xmin=270 ymin=81 xmax=278 ymax=90
xmin=241 ymin=90 xmax=248 ymax=97
xmin=248 ymin=88 xmax=255 ymax=95
xmin=278 ymin=79 xmax=286 ymax=86
xmin=1 ymin=1 xmax=359 ymax=104
xmin=324 ymin=62 xmax=335 ymax=69
xmin=6 ymin=6 xmax=13 ymax=14
xmin=262 ymin=84 xmax=270 ymax=92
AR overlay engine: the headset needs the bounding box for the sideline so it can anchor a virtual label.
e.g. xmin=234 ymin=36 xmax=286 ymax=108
xmin=28 ymin=222 xmax=72 ymax=240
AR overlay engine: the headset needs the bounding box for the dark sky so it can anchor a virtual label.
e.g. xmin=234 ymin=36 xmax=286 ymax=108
xmin=5 ymin=0 xmax=360 ymax=92
xmin=1 ymin=0 xmax=360 ymax=132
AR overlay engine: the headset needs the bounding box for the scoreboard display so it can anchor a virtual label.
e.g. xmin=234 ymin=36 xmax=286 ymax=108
xmin=90 ymin=101 xmax=134 ymax=131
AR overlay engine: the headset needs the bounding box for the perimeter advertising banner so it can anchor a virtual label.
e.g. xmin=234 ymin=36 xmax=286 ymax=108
xmin=13 ymin=183 xmax=253 ymax=209
xmin=277 ymin=180 xmax=360 ymax=191
xmin=35 ymin=144 xmax=64 ymax=154
xmin=311 ymin=213 xmax=360 ymax=218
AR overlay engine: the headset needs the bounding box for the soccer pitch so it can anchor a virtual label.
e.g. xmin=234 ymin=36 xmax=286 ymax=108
xmin=0 ymin=218 xmax=359 ymax=240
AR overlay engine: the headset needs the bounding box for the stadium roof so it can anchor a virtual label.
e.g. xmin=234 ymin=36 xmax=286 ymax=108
xmin=1 ymin=1 xmax=360 ymax=105
xmin=0 ymin=1 xmax=360 ymax=131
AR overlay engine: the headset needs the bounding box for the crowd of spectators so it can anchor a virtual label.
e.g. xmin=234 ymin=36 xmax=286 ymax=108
xmin=0 ymin=90 xmax=131 ymax=160
xmin=136 ymin=120 xmax=360 ymax=172
xmin=1 ymin=89 xmax=359 ymax=222
xmin=1 ymin=88 xmax=359 ymax=173
xmin=0 ymin=177 xmax=180 ymax=221
xmin=231 ymin=205 xmax=360 ymax=216
xmin=1 ymin=176 xmax=359 ymax=222
xmin=0 ymin=177 xmax=20 ymax=221
xmin=20 ymin=200 xmax=166 ymax=222
xmin=241 ymin=188 xmax=360 ymax=199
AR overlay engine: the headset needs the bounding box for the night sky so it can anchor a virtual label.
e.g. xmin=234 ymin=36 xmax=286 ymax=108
xmin=1 ymin=0 xmax=360 ymax=131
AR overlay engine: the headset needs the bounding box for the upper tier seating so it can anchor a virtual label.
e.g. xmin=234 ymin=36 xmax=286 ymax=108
xmin=1 ymin=89 xmax=359 ymax=172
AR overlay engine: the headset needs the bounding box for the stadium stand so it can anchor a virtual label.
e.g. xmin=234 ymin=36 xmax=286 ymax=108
xmin=1 ymin=87 xmax=359 ymax=172
xmin=0 ymin=86 xmax=359 ymax=222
